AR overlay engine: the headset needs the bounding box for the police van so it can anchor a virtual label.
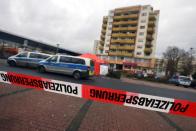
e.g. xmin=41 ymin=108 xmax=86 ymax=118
xmin=7 ymin=52 xmax=51 ymax=67
xmin=38 ymin=55 xmax=94 ymax=79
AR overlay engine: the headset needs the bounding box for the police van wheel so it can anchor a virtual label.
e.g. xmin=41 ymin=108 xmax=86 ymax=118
xmin=38 ymin=66 xmax=45 ymax=73
xmin=73 ymin=71 xmax=81 ymax=80
xmin=9 ymin=61 xmax=16 ymax=66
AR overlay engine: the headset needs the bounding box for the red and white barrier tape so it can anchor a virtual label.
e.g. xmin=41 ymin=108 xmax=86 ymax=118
xmin=0 ymin=71 xmax=196 ymax=118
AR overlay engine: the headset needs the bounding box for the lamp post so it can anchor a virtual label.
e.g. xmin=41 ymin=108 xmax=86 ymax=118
xmin=23 ymin=40 xmax=28 ymax=51
xmin=56 ymin=44 xmax=60 ymax=54
xmin=190 ymin=47 xmax=194 ymax=60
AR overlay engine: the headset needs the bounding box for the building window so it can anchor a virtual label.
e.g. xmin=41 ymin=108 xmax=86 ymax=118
xmin=137 ymin=52 xmax=141 ymax=55
xmin=141 ymin=19 xmax=146 ymax=23
xmin=121 ymin=57 xmax=124 ymax=60
xmin=138 ymin=39 xmax=144 ymax=42
xmin=142 ymin=12 xmax=147 ymax=16
xmin=137 ymin=45 xmax=143 ymax=49
xmin=139 ymin=32 xmax=144 ymax=36
xmin=110 ymin=56 xmax=115 ymax=60
xmin=143 ymin=6 xmax=148 ymax=10
xmin=109 ymin=22 xmax=112 ymax=25
xmin=140 ymin=26 xmax=145 ymax=29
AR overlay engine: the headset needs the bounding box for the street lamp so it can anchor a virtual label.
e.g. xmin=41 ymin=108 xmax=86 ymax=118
xmin=23 ymin=40 xmax=28 ymax=51
xmin=56 ymin=44 xmax=60 ymax=54
xmin=190 ymin=47 xmax=194 ymax=61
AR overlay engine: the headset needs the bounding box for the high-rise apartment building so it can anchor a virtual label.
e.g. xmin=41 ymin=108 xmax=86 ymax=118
xmin=94 ymin=5 xmax=159 ymax=71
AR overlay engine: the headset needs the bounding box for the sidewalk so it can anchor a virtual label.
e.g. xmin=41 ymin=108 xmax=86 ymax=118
xmin=121 ymin=77 xmax=196 ymax=93
xmin=0 ymin=59 xmax=6 ymax=64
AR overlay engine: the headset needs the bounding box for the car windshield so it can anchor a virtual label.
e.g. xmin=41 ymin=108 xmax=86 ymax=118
xmin=179 ymin=77 xmax=190 ymax=81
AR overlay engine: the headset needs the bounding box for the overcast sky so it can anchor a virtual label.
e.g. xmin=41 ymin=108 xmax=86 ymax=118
xmin=0 ymin=0 xmax=196 ymax=57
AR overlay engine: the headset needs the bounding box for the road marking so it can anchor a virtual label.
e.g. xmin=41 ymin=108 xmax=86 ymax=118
xmin=65 ymin=100 xmax=93 ymax=131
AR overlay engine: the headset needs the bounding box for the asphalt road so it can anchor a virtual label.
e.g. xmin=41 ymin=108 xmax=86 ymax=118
xmin=0 ymin=62 xmax=196 ymax=101
xmin=0 ymin=61 xmax=196 ymax=131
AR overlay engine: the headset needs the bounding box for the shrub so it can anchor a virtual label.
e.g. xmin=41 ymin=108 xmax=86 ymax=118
xmin=192 ymin=72 xmax=196 ymax=80
xmin=190 ymin=80 xmax=196 ymax=88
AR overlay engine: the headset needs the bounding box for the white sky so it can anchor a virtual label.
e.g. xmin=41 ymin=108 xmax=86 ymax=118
xmin=0 ymin=0 xmax=196 ymax=57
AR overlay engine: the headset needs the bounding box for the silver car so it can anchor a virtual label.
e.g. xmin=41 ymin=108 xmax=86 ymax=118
xmin=169 ymin=75 xmax=192 ymax=87
xmin=7 ymin=52 xmax=51 ymax=68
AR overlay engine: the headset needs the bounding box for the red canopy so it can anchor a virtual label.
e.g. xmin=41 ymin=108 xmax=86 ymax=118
xmin=80 ymin=53 xmax=105 ymax=64
xmin=80 ymin=53 xmax=106 ymax=75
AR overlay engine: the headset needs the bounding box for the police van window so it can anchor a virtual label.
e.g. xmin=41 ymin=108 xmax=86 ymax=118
xmin=38 ymin=54 xmax=49 ymax=59
xmin=60 ymin=56 xmax=72 ymax=63
xmin=29 ymin=53 xmax=39 ymax=58
xmin=17 ymin=52 xmax=28 ymax=57
xmin=71 ymin=58 xmax=85 ymax=65
xmin=48 ymin=56 xmax=57 ymax=62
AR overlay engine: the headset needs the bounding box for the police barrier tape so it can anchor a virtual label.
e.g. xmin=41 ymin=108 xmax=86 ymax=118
xmin=0 ymin=71 xmax=196 ymax=118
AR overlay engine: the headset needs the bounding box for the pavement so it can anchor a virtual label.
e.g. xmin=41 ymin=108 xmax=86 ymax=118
xmin=0 ymin=58 xmax=6 ymax=64
xmin=0 ymin=61 xmax=196 ymax=131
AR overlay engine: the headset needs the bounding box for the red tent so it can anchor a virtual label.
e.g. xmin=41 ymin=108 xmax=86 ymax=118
xmin=80 ymin=53 xmax=106 ymax=76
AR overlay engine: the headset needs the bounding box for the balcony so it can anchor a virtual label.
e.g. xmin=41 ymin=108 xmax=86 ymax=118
xmin=113 ymin=14 xmax=138 ymax=20
xmin=113 ymin=21 xmax=138 ymax=25
xmin=136 ymin=62 xmax=151 ymax=68
xmin=99 ymin=46 xmax=104 ymax=50
xmin=147 ymin=28 xmax=154 ymax=33
xmin=148 ymin=21 xmax=155 ymax=27
xmin=115 ymin=6 xmax=141 ymax=13
xmin=110 ymin=45 xmax=135 ymax=50
xmin=144 ymin=48 xmax=153 ymax=54
xmin=100 ymin=41 xmax=104 ymax=45
xmin=101 ymin=29 xmax=106 ymax=34
xmin=146 ymin=35 xmax=154 ymax=41
xmin=112 ymin=27 xmax=137 ymax=31
xmin=112 ymin=33 xmax=136 ymax=38
xmin=102 ymin=24 xmax=107 ymax=28
xmin=100 ymin=34 xmax=105 ymax=40
xmin=107 ymin=60 xmax=123 ymax=64
xmin=149 ymin=15 xmax=156 ymax=21
xmin=109 ymin=51 xmax=133 ymax=57
xmin=103 ymin=17 xmax=108 ymax=22
xmin=145 ymin=42 xmax=153 ymax=48
xmin=111 ymin=39 xmax=135 ymax=44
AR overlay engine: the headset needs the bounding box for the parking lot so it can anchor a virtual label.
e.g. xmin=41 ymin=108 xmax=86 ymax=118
xmin=0 ymin=60 xmax=196 ymax=131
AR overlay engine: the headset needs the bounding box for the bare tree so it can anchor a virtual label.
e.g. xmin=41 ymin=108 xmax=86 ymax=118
xmin=163 ymin=46 xmax=185 ymax=77
xmin=180 ymin=48 xmax=195 ymax=75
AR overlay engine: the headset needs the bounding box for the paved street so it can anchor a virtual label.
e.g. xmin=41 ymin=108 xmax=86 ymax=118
xmin=0 ymin=62 xmax=196 ymax=131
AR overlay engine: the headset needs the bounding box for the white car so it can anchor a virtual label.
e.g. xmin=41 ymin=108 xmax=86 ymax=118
xmin=169 ymin=75 xmax=192 ymax=87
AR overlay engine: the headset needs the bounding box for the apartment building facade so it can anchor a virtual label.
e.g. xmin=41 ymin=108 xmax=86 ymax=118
xmin=95 ymin=5 xmax=159 ymax=71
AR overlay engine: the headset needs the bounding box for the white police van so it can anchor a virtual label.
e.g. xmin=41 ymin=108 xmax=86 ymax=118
xmin=38 ymin=55 xmax=94 ymax=79
xmin=7 ymin=52 xmax=51 ymax=67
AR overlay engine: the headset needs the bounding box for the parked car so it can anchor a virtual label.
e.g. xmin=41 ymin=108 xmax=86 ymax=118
xmin=190 ymin=80 xmax=196 ymax=88
xmin=38 ymin=55 xmax=94 ymax=79
xmin=7 ymin=52 xmax=51 ymax=67
xmin=168 ymin=75 xmax=192 ymax=87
